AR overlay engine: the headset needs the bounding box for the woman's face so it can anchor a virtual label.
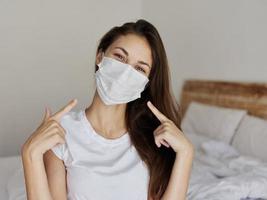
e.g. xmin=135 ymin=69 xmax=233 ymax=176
xmin=96 ymin=34 xmax=153 ymax=77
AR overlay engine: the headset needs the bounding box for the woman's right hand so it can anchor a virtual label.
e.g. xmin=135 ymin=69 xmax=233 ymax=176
xmin=21 ymin=99 xmax=78 ymax=162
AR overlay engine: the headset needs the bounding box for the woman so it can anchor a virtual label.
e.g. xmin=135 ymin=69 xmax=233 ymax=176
xmin=21 ymin=19 xmax=194 ymax=200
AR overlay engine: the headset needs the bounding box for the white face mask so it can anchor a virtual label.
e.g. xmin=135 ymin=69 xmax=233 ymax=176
xmin=95 ymin=55 xmax=149 ymax=105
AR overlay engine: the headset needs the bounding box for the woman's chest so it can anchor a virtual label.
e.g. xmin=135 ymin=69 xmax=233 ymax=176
xmin=64 ymin=138 xmax=150 ymax=200
xmin=66 ymin=159 xmax=150 ymax=200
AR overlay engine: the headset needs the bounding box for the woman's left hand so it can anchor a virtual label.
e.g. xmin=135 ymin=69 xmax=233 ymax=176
xmin=147 ymin=101 xmax=193 ymax=154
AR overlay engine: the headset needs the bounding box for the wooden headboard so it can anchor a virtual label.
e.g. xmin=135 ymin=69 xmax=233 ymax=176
xmin=180 ymin=79 xmax=267 ymax=120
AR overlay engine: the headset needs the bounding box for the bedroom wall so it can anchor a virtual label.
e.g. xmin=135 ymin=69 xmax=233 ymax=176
xmin=1 ymin=0 xmax=267 ymax=157
xmin=0 ymin=0 xmax=142 ymax=156
xmin=143 ymin=0 xmax=267 ymax=101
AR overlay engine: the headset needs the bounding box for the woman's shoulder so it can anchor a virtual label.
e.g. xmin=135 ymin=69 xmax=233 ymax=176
xmin=51 ymin=109 xmax=84 ymax=161
xmin=59 ymin=109 xmax=84 ymax=129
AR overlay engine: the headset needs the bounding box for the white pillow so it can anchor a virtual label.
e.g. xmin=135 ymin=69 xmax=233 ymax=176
xmin=181 ymin=101 xmax=247 ymax=144
xmin=183 ymin=131 xmax=212 ymax=150
xmin=6 ymin=156 xmax=26 ymax=200
xmin=232 ymin=114 xmax=267 ymax=162
xmin=0 ymin=155 xmax=21 ymax=200
xmin=6 ymin=167 xmax=26 ymax=200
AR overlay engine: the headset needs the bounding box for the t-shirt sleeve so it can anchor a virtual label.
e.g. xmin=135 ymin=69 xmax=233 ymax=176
xmin=51 ymin=143 xmax=66 ymax=160
xmin=50 ymin=113 xmax=69 ymax=160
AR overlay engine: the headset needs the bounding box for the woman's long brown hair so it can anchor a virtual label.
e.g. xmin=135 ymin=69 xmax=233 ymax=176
xmin=94 ymin=19 xmax=182 ymax=199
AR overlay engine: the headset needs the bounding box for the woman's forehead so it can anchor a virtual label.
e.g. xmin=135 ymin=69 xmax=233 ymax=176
xmin=108 ymin=34 xmax=152 ymax=66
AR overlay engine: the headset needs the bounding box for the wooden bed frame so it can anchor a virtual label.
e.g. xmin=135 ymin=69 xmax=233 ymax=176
xmin=179 ymin=79 xmax=267 ymax=120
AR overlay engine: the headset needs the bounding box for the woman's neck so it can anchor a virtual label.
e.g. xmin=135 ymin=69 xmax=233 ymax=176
xmin=85 ymin=90 xmax=128 ymax=139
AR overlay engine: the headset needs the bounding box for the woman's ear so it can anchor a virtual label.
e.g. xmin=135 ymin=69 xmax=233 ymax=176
xmin=95 ymin=51 xmax=104 ymax=66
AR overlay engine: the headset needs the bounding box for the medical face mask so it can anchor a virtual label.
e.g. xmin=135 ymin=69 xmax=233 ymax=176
xmin=95 ymin=55 xmax=149 ymax=105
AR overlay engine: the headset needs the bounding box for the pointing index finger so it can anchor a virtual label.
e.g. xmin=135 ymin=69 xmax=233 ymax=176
xmin=52 ymin=99 xmax=78 ymax=121
xmin=147 ymin=101 xmax=169 ymax=123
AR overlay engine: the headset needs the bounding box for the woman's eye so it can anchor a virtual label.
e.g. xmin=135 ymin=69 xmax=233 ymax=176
xmin=114 ymin=53 xmax=125 ymax=62
xmin=135 ymin=66 xmax=146 ymax=74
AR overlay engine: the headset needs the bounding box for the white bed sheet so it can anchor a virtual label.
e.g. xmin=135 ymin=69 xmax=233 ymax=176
xmin=2 ymin=136 xmax=267 ymax=200
xmin=0 ymin=155 xmax=22 ymax=200
xmin=186 ymin=131 xmax=267 ymax=200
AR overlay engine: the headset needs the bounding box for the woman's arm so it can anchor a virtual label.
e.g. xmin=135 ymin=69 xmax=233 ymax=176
xmin=21 ymin=148 xmax=53 ymax=200
xmin=146 ymin=101 xmax=194 ymax=200
xmin=21 ymin=99 xmax=77 ymax=200
xmin=21 ymin=148 xmax=68 ymax=200
xmin=161 ymin=148 xmax=194 ymax=200
xmin=44 ymin=149 xmax=68 ymax=200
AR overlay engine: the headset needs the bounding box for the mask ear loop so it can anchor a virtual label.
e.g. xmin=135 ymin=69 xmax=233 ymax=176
xmin=101 ymin=51 xmax=106 ymax=61
xmin=96 ymin=51 xmax=105 ymax=70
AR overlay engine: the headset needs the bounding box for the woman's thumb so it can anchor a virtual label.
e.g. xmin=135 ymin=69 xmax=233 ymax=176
xmin=43 ymin=106 xmax=51 ymax=122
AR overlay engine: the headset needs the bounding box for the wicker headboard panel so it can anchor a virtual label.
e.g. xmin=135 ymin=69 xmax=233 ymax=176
xmin=180 ymin=79 xmax=267 ymax=120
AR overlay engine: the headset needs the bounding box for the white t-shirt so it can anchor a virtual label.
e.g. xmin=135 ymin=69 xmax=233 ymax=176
xmin=51 ymin=109 xmax=150 ymax=200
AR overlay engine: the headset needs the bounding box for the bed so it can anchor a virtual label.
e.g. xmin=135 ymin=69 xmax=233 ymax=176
xmin=0 ymin=155 xmax=24 ymax=200
xmin=180 ymin=79 xmax=267 ymax=200
xmin=1 ymin=79 xmax=267 ymax=200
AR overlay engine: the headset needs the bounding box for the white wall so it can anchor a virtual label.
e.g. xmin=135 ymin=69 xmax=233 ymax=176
xmin=143 ymin=0 xmax=267 ymax=100
xmin=0 ymin=0 xmax=142 ymax=156
xmin=1 ymin=0 xmax=267 ymax=156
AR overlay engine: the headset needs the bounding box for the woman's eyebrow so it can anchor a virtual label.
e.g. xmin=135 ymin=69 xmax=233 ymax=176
xmin=138 ymin=61 xmax=151 ymax=69
xmin=114 ymin=46 xmax=151 ymax=69
xmin=114 ymin=47 xmax=128 ymax=56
